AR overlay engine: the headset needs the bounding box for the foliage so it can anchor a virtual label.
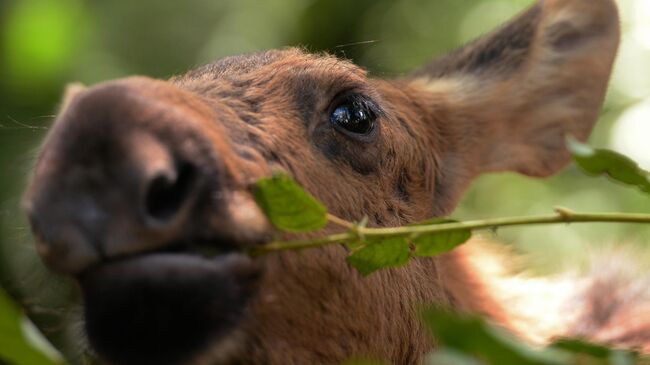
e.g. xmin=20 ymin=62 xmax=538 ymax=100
xmin=253 ymin=176 xmax=474 ymax=275
xmin=254 ymin=174 xmax=328 ymax=232
xmin=422 ymin=308 xmax=639 ymax=365
xmin=410 ymin=219 xmax=472 ymax=257
xmin=346 ymin=237 xmax=413 ymax=276
xmin=568 ymin=137 xmax=650 ymax=195
xmin=0 ymin=289 xmax=64 ymax=365
xmin=252 ymin=141 xmax=650 ymax=277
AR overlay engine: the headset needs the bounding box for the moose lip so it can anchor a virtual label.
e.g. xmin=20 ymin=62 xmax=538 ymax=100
xmin=77 ymin=246 xmax=260 ymax=365
xmin=77 ymin=239 xmax=248 ymax=277
xmin=77 ymin=240 xmax=261 ymax=299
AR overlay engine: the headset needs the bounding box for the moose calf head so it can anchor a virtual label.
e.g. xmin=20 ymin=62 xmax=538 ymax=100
xmin=23 ymin=0 xmax=619 ymax=364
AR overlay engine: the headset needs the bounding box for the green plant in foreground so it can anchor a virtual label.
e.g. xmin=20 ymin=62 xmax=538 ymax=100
xmin=345 ymin=308 xmax=648 ymax=365
xmin=0 ymin=288 xmax=64 ymax=365
xmin=251 ymin=138 xmax=650 ymax=276
xmin=421 ymin=307 xmax=643 ymax=365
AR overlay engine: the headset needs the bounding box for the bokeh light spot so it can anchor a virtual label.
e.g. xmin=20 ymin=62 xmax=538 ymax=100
xmin=2 ymin=0 xmax=85 ymax=92
xmin=610 ymin=98 xmax=650 ymax=170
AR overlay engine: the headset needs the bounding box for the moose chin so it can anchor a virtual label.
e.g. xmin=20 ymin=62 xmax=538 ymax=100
xmin=23 ymin=0 xmax=648 ymax=364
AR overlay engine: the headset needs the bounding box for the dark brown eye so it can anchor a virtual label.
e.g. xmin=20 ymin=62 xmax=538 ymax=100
xmin=330 ymin=100 xmax=376 ymax=135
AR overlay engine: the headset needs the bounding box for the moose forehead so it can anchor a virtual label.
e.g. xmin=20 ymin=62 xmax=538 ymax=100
xmin=174 ymin=49 xmax=380 ymax=122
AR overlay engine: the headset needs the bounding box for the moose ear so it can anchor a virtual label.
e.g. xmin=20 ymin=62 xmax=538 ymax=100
xmin=410 ymin=0 xmax=620 ymax=178
xmin=60 ymin=82 xmax=87 ymax=112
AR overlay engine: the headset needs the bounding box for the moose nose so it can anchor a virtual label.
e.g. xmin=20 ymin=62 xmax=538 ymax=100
xmin=131 ymin=132 xmax=197 ymax=228
xmin=24 ymin=82 xmax=203 ymax=274
xmin=143 ymin=161 xmax=196 ymax=225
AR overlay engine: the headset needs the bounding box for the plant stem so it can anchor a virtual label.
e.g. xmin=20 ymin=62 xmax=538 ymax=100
xmin=247 ymin=208 xmax=650 ymax=256
xmin=326 ymin=213 xmax=355 ymax=229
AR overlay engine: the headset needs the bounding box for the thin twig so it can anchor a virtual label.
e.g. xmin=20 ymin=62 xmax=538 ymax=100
xmin=247 ymin=208 xmax=650 ymax=256
xmin=326 ymin=213 xmax=355 ymax=230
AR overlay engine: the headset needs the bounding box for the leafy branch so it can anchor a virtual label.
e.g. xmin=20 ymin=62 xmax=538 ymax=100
xmin=250 ymin=138 xmax=650 ymax=276
xmin=249 ymin=208 xmax=650 ymax=255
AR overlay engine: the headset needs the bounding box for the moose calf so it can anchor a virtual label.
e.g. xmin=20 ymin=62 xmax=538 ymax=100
xmin=23 ymin=0 xmax=649 ymax=364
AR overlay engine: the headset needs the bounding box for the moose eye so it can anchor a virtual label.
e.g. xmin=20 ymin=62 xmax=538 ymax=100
xmin=330 ymin=99 xmax=377 ymax=135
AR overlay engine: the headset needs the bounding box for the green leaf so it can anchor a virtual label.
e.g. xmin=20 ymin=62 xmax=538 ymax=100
xmin=551 ymin=339 xmax=637 ymax=365
xmin=567 ymin=137 xmax=650 ymax=195
xmin=346 ymin=238 xmax=410 ymax=276
xmin=422 ymin=307 xmax=571 ymax=365
xmin=254 ymin=173 xmax=328 ymax=232
xmin=410 ymin=219 xmax=471 ymax=257
xmin=0 ymin=288 xmax=65 ymax=365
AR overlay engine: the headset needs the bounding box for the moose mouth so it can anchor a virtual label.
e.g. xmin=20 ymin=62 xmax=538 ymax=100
xmin=78 ymin=242 xmax=261 ymax=365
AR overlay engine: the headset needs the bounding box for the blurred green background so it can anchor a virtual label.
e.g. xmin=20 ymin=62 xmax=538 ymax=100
xmin=1 ymin=0 xmax=649 ymax=363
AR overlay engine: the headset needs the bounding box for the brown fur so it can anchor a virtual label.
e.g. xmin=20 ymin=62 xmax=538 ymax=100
xmin=23 ymin=0 xmax=649 ymax=364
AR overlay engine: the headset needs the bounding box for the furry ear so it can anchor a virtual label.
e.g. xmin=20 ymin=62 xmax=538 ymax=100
xmin=60 ymin=82 xmax=87 ymax=112
xmin=411 ymin=0 xmax=620 ymax=179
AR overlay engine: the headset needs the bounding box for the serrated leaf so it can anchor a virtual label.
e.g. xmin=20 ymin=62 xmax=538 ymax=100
xmin=567 ymin=137 xmax=650 ymax=195
xmin=254 ymin=173 xmax=328 ymax=232
xmin=0 ymin=288 xmax=65 ymax=365
xmin=422 ymin=307 xmax=571 ymax=365
xmin=346 ymin=238 xmax=410 ymax=276
xmin=410 ymin=219 xmax=471 ymax=257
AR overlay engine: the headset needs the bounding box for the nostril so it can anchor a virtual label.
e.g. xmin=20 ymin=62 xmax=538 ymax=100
xmin=144 ymin=163 xmax=197 ymax=225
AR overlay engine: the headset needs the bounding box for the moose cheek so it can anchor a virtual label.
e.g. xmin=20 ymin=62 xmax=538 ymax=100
xmin=79 ymin=253 xmax=259 ymax=365
xmin=312 ymin=125 xmax=381 ymax=176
